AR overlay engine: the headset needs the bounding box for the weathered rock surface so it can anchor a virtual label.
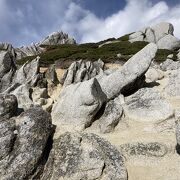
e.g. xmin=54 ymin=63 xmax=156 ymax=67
xmin=145 ymin=67 xmax=164 ymax=82
xmin=60 ymin=59 xmax=104 ymax=86
xmin=52 ymin=78 xmax=107 ymax=132
xmin=160 ymin=59 xmax=180 ymax=71
xmin=0 ymin=51 xmax=16 ymax=92
xmin=163 ymin=70 xmax=180 ymax=98
xmin=120 ymin=142 xmax=168 ymax=158
xmin=97 ymin=96 xmax=124 ymax=133
xmin=0 ymin=94 xmax=18 ymax=118
xmin=42 ymin=132 xmax=127 ymax=180
xmin=15 ymin=31 xmax=76 ymax=60
xmin=129 ymin=22 xmax=180 ymax=50
xmin=0 ymin=107 xmax=52 ymax=180
xmin=177 ymin=51 xmax=180 ymax=60
xmin=15 ymin=43 xmax=45 ymax=60
xmin=13 ymin=57 xmax=40 ymax=85
xmin=0 ymin=94 xmax=17 ymax=162
xmin=129 ymin=22 xmax=174 ymax=43
xmin=123 ymin=88 xmax=174 ymax=122
xmin=175 ymin=109 xmax=180 ymax=148
xmin=45 ymin=64 xmax=59 ymax=85
xmin=0 ymin=43 xmax=16 ymax=59
xmin=0 ymin=117 xmax=15 ymax=161
xmin=0 ymin=56 xmax=52 ymax=111
xmin=157 ymin=34 xmax=180 ymax=50
xmin=3 ymin=57 xmax=41 ymax=110
xmin=40 ymin=31 xmax=76 ymax=45
xmin=10 ymin=84 xmax=34 ymax=110
xmin=32 ymin=87 xmax=53 ymax=112
xmin=98 ymin=43 xmax=157 ymax=99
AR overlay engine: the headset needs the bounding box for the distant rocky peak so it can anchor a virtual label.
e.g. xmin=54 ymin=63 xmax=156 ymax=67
xmin=39 ymin=31 xmax=76 ymax=46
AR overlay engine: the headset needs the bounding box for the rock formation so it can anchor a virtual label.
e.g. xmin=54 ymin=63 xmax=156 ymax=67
xmin=40 ymin=31 xmax=76 ymax=45
xmin=0 ymin=107 xmax=53 ymax=180
xmin=129 ymin=22 xmax=180 ymax=50
xmin=98 ymin=43 xmax=157 ymax=99
xmin=1 ymin=22 xmax=180 ymax=179
xmin=60 ymin=59 xmax=104 ymax=86
xmin=41 ymin=133 xmax=127 ymax=180
xmin=52 ymin=78 xmax=107 ymax=132
xmin=15 ymin=43 xmax=45 ymax=60
xmin=163 ymin=70 xmax=180 ymax=98
xmin=160 ymin=59 xmax=180 ymax=71
xmin=123 ymin=88 xmax=173 ymax=122
xmin=14 ymin=31 xmax=76 ymax=60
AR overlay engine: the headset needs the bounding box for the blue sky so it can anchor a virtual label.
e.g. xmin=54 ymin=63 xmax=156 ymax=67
xmin=0 ymin=0 xmax=180 ymax=46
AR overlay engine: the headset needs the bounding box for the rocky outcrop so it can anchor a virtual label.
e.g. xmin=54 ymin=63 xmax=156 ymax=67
xmin=0 ymin=43 xmax=16 ymax=59
xmin=0 ymin=107 xmax=52 ymax=180
xmin=123 ymin=88 xmax=174 ymax=122
xmin=3 ymin=57 xmax=41 ymax=110
xmin=15 ymin=31 xmax=76 ymax=60
xmin=157 ymin=34 xmax=180 ymax=50
xmin=98 ymin=43 xmax=157 ymax=99
xmin=13 ymin=57 xmax=40 ymax=85
xmin=175 ymin=109 xmax=180 ymax=149
xmin=0 ymin=117 xmax=16 ymax=161
xmin=0 ymin=94 xmax=18 ymax=118
xmin=0 ymin=51 xmax=16 ymax=92
xmin=176 ymin=121 xmax=180 ymax=151
xmin=145 ymin=67 xmax=164 ymax=82
xmin=96 ymin=96 xmax=124 ymax=133
xmin=129 ymin=22 xmax=180 ymax=50
xmin=40 ymin=31 xmax=76 ymax=46
xmin=0 ymin=55 xmax=53 ymax=111
xmin=0 ymin=94 xmax=17 ymax=163
xmin=15 ymin=43 xmax=45 ymax=60
xmin=45 ymin=64 xmax=59 ymax=85
xmin=160 ymin=59 xmax=180 ymax=71
xmin=52 ymin=78 xmax=107 ymax=132
xmin=163 ymin=70 xmax=180 ymax=98
xmin=120 ymin=142 xmax=168 ymax=158
xmin=60 ymin=59 xmax=104 ymax=86
xmin=41 ymin=133 xmax=127 ymax=180
xmin=32 ymin=87 xmax=53 ymax=112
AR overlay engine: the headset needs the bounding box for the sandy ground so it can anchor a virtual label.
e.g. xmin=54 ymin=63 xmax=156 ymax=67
xmin=103 ymin=70 xmax=180 ymax=180
xmin=41 ymin=64 xmax=180 ymax=180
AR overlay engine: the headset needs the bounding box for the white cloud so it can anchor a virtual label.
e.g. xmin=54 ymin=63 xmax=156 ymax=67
xmin=0 ymin=0 xmax=180 ymax=45
xmin=60 ymin=0 xmax=180 ymax=43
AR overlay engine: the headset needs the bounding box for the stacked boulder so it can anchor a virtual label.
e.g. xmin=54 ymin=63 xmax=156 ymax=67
xmin=1 ymin=22 xmax=180 ymax=179
xmin=0 ymin=50 xmax=53 ymax=111
xmin=129 ymin=22 xmax=180 ymax=50
xmin=52 ymin=43 xmax=158 ymax=134
xmin=0 ymin=79 xmax=127 ymax=180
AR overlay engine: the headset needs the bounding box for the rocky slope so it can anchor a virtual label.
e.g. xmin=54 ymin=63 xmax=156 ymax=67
xmin=1 ymin=22 xmax=180 ymax=180
xmin=0 ymin=31 xmax=76 ymax=61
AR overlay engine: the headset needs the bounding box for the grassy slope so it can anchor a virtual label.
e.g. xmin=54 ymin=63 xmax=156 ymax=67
xmin=17 ymin=34 xmax=178 ymax=67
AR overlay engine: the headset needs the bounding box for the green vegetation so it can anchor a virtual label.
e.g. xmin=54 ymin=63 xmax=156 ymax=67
xmin=117 ymin=33 xmax=132 ymax=41
xmin=155 ymin=49 xmax=178 ymax=61
xmin=16 ymin=33 xmax=178 ymax=67
xmin=17 ymin=40 xmax=149 ymax=67
xmin=97 ymin=38 xmax=116 ymax=45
